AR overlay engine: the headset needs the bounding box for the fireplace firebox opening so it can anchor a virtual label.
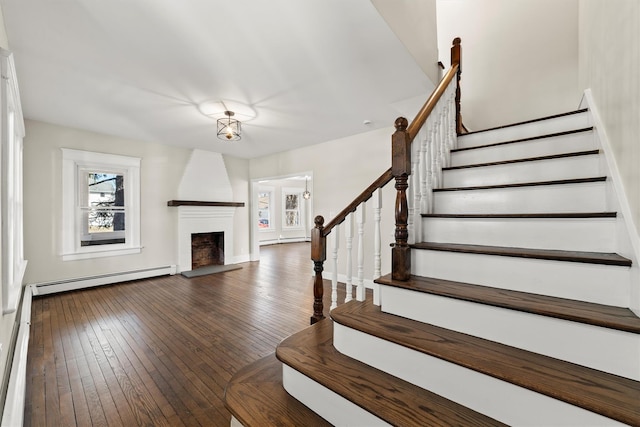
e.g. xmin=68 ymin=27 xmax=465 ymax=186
xmin=191 ymin=232 xmax=224 ymax=269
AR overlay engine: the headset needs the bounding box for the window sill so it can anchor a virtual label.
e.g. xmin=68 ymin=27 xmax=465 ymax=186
xmin=62 ymin=246 xmax=142 ymax=261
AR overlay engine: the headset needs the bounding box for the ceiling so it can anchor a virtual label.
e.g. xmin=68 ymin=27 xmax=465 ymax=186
xmin=1 ymin=0 xmax=434 ymax=159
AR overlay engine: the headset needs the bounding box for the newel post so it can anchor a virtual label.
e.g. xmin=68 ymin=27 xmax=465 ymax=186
xmin=451 ymin=37 xmax=464 ymax=135
xmin=391 ymin=117 xmax=411 ymax=281
xmin=310 ymin=215 xmax=327 ymax=324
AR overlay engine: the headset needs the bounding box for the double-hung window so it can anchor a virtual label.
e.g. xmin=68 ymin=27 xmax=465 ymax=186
xmin=1 ymin=48 xmax=26 ymax=314
xmin=61 ymin=149 xmax=141 ymax=260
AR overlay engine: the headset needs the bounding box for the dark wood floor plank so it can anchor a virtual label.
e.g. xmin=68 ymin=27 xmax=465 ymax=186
xmin=58 ymin=295 xmax=107 ymax=427
xmin=50 ymin=297 xmax=79 ymax=427
xmin=25 ymin=243 xmax=336 ymax=427
xmin=70 ymin=291 xmax=144 ymax=427
xmin=86 ymin=287 xmax=189 ymax=426
xmin=82 ymin=290 xmax=208 ymax=425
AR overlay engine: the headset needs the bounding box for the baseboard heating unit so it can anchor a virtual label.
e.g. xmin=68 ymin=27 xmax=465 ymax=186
xmin=32 ymin=265 xmax=177 ymax=296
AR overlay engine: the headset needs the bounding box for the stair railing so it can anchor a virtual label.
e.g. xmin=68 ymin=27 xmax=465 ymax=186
xmin=311 ymin=38 xmax=463 ymax=324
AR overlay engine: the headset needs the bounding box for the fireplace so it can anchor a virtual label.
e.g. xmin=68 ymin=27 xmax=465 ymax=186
xmin=172 ymin=201 xmax=242 ymax=273
xmin=191 ymin=232 xmax=224 ymax=269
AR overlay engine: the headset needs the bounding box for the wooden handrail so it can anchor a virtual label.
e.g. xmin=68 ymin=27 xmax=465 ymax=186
xmin=407 ymin=64 xmax=459 ymax=142
xmin=408 ymin=37 xmax=462 ymax=141
xmin=310 ymin=38 xmax=463 ymax=324
xmin=322 ymin=168 xmax=394 ymax=237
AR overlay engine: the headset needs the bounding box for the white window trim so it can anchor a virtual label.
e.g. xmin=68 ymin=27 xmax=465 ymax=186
xmin=257 ymin=187 xmax=274 ymax=232
xmin=1 ymin=48 xmax=27 ymax=314
xmin=282 ymin=187 xmax=304 ymax=230
xmin=61 ymin=148 xmax=141 ymax=261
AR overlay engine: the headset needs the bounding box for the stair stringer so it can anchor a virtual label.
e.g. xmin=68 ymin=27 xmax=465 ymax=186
xmin=581 ymin=89 xmax=640 ymax=315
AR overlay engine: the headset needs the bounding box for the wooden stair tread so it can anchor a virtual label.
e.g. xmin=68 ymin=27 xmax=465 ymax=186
xmin=331 ymin=301 xmax=640 ymax=426
xmin=461 ymin=108 xmax=588 ymax=136
xmin=412 ymin=241 xmax=632 ymax=266
xmin=433 ymin=176 xmax=606 ymax=192
xmin=422 ymin=212 xmax=617 ymax=219
xmin=444 ymin=149 xmax=599 ymax=171
xmin=276 ymin=320 xmax=506 ymax=427
xmin=452 ymin=127 xmax=593 ymax=153
xmin=375 ymin=273 xmax=640 ymax=334
xmin=224 ymin=353 xmax=332 ymax=427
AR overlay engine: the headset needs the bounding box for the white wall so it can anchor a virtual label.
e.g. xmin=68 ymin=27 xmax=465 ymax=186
xmin=223 ymin=155 xmax=251 ymax=261
xmin=437 ymin=0 xmax=581 ymax=131
xmin=578 ymin=0 xmax=640 ymax=249
xmin=372 ymin=0 xmax=440 ymax=85
xmin=250 ymin=126 xmax=397 ymax=283
xmin=257 ymin=178 xmax=309 ymax=244
xmin=22 ymin=120 xmax=251 ymax=284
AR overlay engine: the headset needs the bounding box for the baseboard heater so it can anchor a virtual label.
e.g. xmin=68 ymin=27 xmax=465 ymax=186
xmin=32 ymin=265 xmax=177 ymax=296
xmin=1 ymin=285 xmax=32 ymax=427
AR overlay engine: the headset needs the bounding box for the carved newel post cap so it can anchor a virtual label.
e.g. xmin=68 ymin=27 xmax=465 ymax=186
xmin=453 ymin=37 xmax=461 ymax=45
xmin=314 ymin=215 xmax=324 ymax=228
xmin=394 ymin=117 xmax=408 ymax=131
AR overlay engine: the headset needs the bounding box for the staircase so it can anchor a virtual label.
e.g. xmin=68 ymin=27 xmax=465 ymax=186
xmin=225 ymin=107 xmax=640 ymax=426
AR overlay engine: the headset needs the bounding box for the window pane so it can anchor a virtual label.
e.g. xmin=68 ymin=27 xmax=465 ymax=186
xmin=83 ymin=172 xmax=126 ymax=245
xmin=258 ymin=191 xmax=271 ymax=229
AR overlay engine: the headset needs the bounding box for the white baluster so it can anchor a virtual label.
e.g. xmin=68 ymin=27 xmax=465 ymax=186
xmin=421 ymin=124 xmax=432 ymax=215
xmin=437 ymin=106 xmax=446 ymax=185
xmin=356 ymin=203 xmax=366 ymax=301
xmin=429 ymin=116 xmax=439 ymax=190
xmin=408 ymin=136 xmax=419 ymax=245
xmin=344 ymin=214 xmax=354 ymax=303
xmin=373 ymin=188 xmax=382 ymax=279
xmin=441 ymin=99 xmax=451 ymax=167
xmin=373 ymin=188 xmax=382 ymax=306
xmin=330 ymin=223 xmax=340 ymax=311
xmin=449 ymin=86 xmax=458 ymax=150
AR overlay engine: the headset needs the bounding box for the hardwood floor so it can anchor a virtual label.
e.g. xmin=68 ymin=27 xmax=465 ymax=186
xmin=24 ymin=243 xmax=339 ymax=427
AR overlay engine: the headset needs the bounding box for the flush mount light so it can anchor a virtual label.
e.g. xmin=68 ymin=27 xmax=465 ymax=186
xmin=217 ymin=111 xmax=241 ymax=141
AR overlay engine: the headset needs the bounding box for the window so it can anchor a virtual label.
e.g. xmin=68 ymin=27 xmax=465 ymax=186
xmin=257 ymin=189 xmax=273 ymax=230
xmin=1 ymin=48 xmax=27 ymax=314
xmin=61 ymin=149 xmax=141 ymax=260
xmin=282 ymin=188 xmax=302 ymax=229
xmin=82 ymin=172 xmax=125 ymax=246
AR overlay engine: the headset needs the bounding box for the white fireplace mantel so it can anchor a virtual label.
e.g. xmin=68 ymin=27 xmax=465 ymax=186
xmin=170 ymin=200 xmax=244 ymax=273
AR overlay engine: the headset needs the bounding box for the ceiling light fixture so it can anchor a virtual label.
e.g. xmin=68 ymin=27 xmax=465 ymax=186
xmin=303 ymin=177 xmax=311 ymax=200
xmin=217 ymin=110 xmax=241 ymax=141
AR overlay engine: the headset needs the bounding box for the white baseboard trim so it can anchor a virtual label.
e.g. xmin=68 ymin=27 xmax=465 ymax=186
xmin=230 ymin=254 xmax=251 ymax=264
xmin=1 ymin=285 xmax=33 ymax=427
xmin=31 ymin=265 xmax=177 ymax=296
xmin=581 ymin=89 xmax=640 ymax=314
xmin=259 ymin=237 xmax=310 ymax=246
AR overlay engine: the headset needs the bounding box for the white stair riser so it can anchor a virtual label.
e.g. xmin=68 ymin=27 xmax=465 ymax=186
xmin=451 ymin=132 xmax=596 ymax=167
xmin=333 ymin=324 xmax=623 ymax=426
xmin=412 ymin=249 xmax=630 ymax=307
xmin=457 ymin=112 xmax=591 ymax=149
xmin=422 ymin=217 xmax=617 ymax=252
xmin=443 ymin=155 xmax=600 ymax=188
xmin=282 ymin=365 xmax=389 ymax=426
xmin=380 ymin=286 xmax=640 ymax=380
xmin=433 ymin=182 xmax=607 ymax=214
